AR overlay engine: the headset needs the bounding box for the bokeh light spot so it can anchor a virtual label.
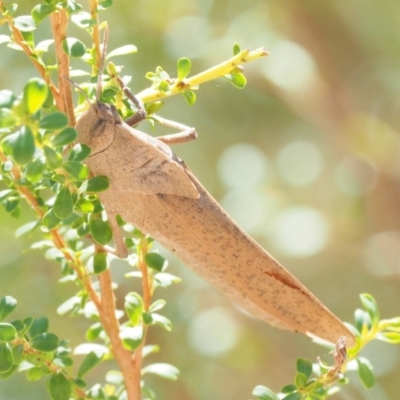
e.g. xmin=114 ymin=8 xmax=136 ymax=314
xmin=217 ymin=143 xmax=270 ymax=189
xmin=262 ymin=40 xmax=317 ymax=92
xmin=267 ymin=207 xmax=330 ymax=257
xmin=187 ymin=307 xmax=241 ymax=356
xmin=220 ymin=189 xmax=279 ymax=232
xmin=276 ymin=140 xmax=324 ymax=186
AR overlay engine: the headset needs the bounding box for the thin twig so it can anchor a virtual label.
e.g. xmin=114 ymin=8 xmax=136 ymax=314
xmin=50 ymin=10 xmax=75 ymax=125
xmin=98 ymin=267 xmax=140 ymax=400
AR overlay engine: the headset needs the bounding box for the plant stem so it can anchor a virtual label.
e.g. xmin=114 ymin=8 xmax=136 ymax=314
xmin=136 ymin=48 xmax=269 ymax=103
xmin=50 ymin=10 xmax=75 ymax=126
xmin=98 ymin=268 xmax=140 ymax=400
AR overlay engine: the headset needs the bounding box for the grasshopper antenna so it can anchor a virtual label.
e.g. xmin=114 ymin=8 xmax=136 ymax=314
xmin=96 ymin=26 xmax=109 ymax=102
xmin=62 ymin=76 xmax=92 ymax=106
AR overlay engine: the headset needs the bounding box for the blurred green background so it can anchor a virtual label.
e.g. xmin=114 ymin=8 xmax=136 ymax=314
xmin=1 ymin=0 xmax=400 ymax=399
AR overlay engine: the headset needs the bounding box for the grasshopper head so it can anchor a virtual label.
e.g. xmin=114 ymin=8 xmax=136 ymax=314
xmin=75 ymin=102 xmax=123 ymax=156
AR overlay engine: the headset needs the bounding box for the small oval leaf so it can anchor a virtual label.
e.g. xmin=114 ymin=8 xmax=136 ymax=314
xmin=31 ymin=4 xmax=56 ymax=24
xmin=68 ymin=143 xmax=91 ymax=161
xmin=53 ymin=187 xmax=74 ymax=220
xmin=23 ymin=78 xmax=49 ymax=114
xmin=0 ymin=343 xmax=13 ymax=373
xmin=106 ymin=44 xmax=137 ymax=59
xmin=85 ymin=176 xmax=109 ymax=193
xmin=52 ymin=127 xmax=77 ymax=146
xmin=31 ymin=332 xmax=59 ymax=352
xmin=42 ymin=209 xmax=61 ymax=229
xmin=63 ymin=161 xmax=89 ymax=181
xmin=48 ymin=372 xmax=71 ymax=400
xmin=89 ymin=219 xmax=112 ymax=246
xmin=142 ymin=363 xmax=179 ymax=380
xmin=77 ymin=351 xmax=103 ymax=378
xmin=92 ymin=252 xmax=108 ymax=274
xmin=177 ymin=57 xmax=191 ymax=80
xmin=0 ymin=296 xmax=17 ymax=322
xmin=0 ymin=323 xmax=17 ymax=342
xmin=119 ymin=327 xmax=143 ymax=351
xmin=62 ymin=37 xmax=86 ymax=58
xmin=12 ymin=127 xmax=35 ymax=165
xmin=39 ymin=112 xmax=68 ymax=130
xmin=145 ymin=252 xmax=166 ymax=272
xmin=14 ymin=15 xmax=36 ymax=32
xmin=44 ymin=145 xmax=63 ymax=169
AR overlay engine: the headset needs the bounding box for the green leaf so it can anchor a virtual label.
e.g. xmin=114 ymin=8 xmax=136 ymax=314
xmin=93 ymin=252 xmax=108 ymax=274
xmin=68 ymin=143 xmax=91 ymax=161
xmin=48 ymin=372 xmax=71 ymax=400
xmin=0 ymin=90 xmax=15 ymax=108
xmin=44 ymin=145 xmax=63 ymax=168
xmin=294 ymin=372 xmax=307 ymax=388
xmin=0 ymin=296 xmax=17 ymax=322
xmin=142 ymin=363 xmax=179 ymax=380
xmin=0 ymin=323 xmax=17 ymax=342
xmin=149 ymin=299 xmax=166 ymax=313
xmin=25 ymin=157 xmax=45 ymax=182
xmin=252 ymin=385 xmax=279 ymax=400
xmin=233 ymin=42 xmax=241 ymax=56
xmin=354 ymin=308 xmax=371 ymax=333
xmin=12 ymin=343 xmax=24 ymax=364
xmin=296 ymin=358 xmax=313 ymax=379
xmin=0 ymin=108 xmax=16 ymax=127
xmin=154 ymin=272 xmax=181 ymax=287
xmin=30 ymin=332 xmax=59 ymax=352
xmin=53 ymin=187 xmax=74 ymax=219
xmin=0 ymin=343 xmax=13 ymax=373
xmin=225 ymin=72 xmax=247 ymax=88
xmin=23 ymin=78 xmax=49 ymax=114
xmin=29 ymin=316 xmax=48 ymax=337
xmin=360 ymin=293 xmax=379 ymax=326
xmin=145 ymin=252 xmax=166 ymax=272
xmin=125 ymin=292 xmax=143 ymax=326
xmin=12 ymin=127 xmax=35 ymax=165
xmin=378 ymin=331 xmax=400 ymax=344
xmin=84 ymin=175 xmax=109 ymax=193
xmin=86 ymin=322 xmax=102 ymax=341
xmin=62 ymin=37 xmax=86 ymax=57
xmin=183 ymin=90 xmax=196 ymax=105
xmin=27 ymin=366 xmax=48 ymax=381
xmin=14 ymin=15 xmax=36 ymax=32
xmin=52 ymin=127 xmax=77 ymax=146
xmin=39 ymin=112 xmax=68 ymax=130
xmin=120 ymin=326 xmax=143 ymax=351
xmin=65 ymin=0 xmax=82 ymax=13
xmin=77 ymin=351 xmax=103 ymax=378
xmin=75 ymin=198 xmax=94 ymax=213
xmin=98 ymin=0 xmax=113 ymax=10
xmin=63 ymin=161 xmax=89 ymax=180
xmin=357 ymin=358 xmax=375 ymax=389
xmin=145 ymin=101 xmax=164 ymax=115
xmin=177 ymin=57 xmax=191 ymax=80
xmin=281 ymin=385 xmax=297 ymax=393
xmin=32 ymin=4 xmax=55 ymax=24
xmin=89 ymin=219 xmax=112 ymax=246
xmin=282 ymin=393 xmax=302 ymax=400
xmin=151 ymin=313 xmax=172 ymax=331
xmin=107 ymin=45 xmax=137 ymax=59
xmin=71 ymin=11 xmax=96 ymax=29
xmin=42 ymin=209 xmax=61 ymax=229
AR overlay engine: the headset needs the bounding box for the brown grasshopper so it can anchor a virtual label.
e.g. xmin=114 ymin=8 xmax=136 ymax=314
xmin=74 ymin=39 xmax=355 ymax=348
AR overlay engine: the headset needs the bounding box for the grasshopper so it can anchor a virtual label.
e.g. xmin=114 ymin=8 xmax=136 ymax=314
xmin=74 ymin=35 xmax=355 ymax=348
